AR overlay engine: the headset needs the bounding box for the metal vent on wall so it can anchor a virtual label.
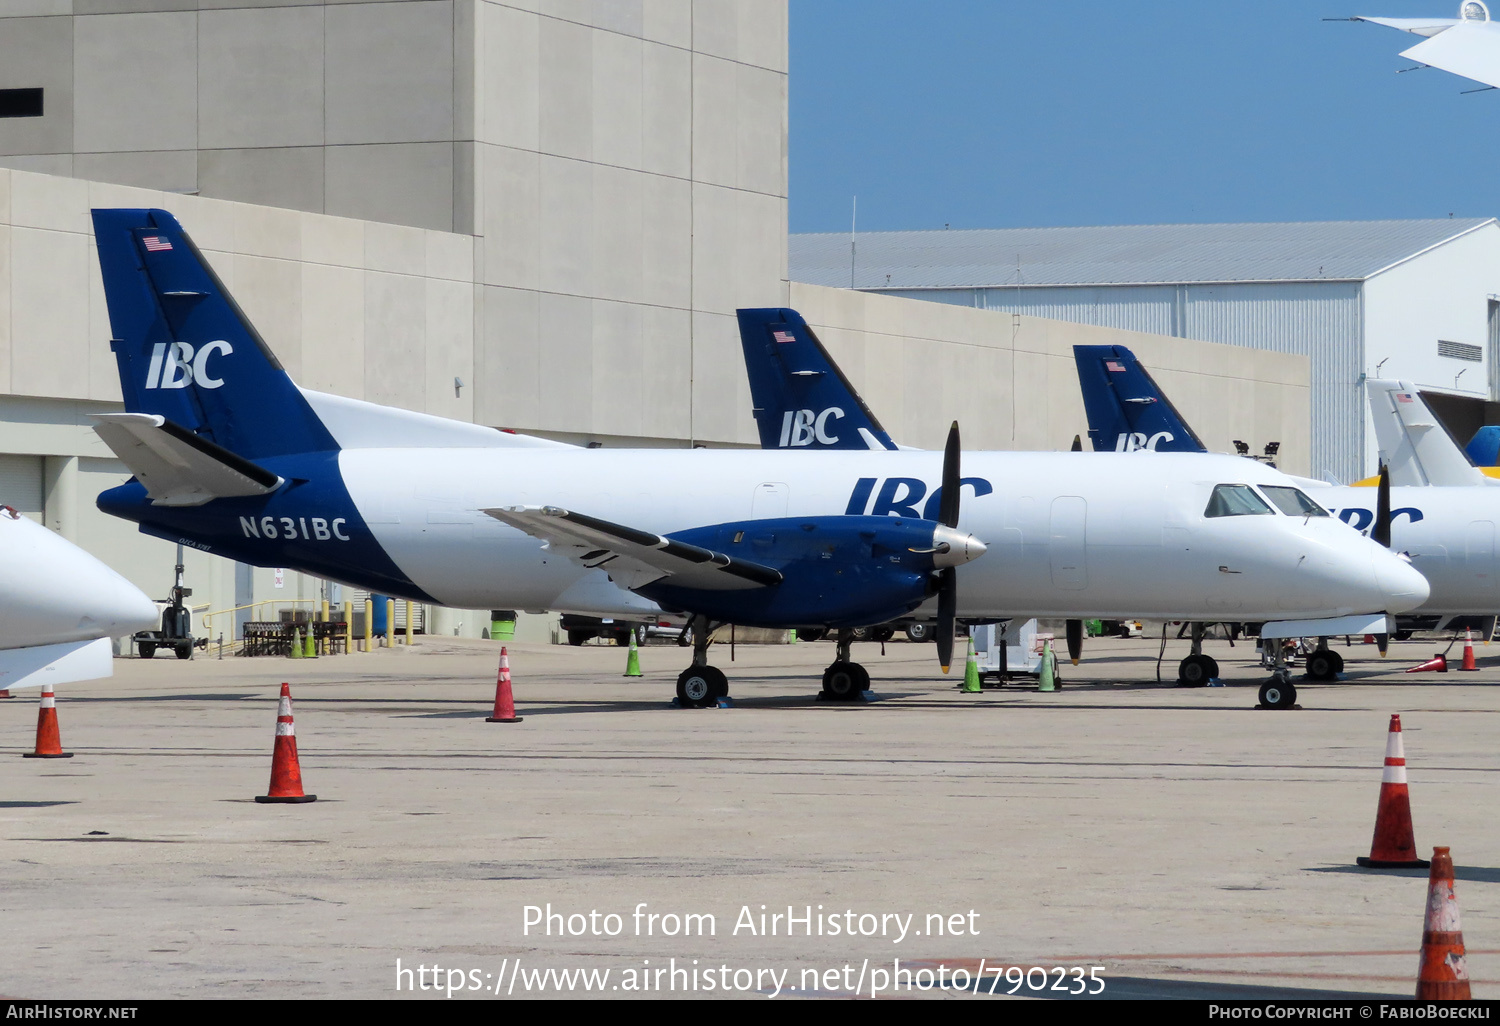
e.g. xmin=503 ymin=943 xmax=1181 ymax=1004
xmin=0 ymin=89 xmax=43 ymax=118
xmin=1439 ymin=340 xmax=1483 ymax=362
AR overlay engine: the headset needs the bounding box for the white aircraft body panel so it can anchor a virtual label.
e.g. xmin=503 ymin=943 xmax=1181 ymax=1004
xmin=335 ymin=447 xmax=1428 ymax=622
xmin=0 ymin=508 xmax=160 ymax=686
xmin=0 ymin=638 xmax=114 ymax=691
xmin=1399 ymin=18 xmax=1500 ymax=88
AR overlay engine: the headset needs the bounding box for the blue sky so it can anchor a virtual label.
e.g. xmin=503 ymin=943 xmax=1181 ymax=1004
xmin=789 ymin=1 xmax=1500 ymax=233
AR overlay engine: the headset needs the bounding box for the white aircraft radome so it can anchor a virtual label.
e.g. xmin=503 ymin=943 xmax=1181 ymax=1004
xmin=0 ymin=507 xmax=160 ymax=690
xmin=84 ymin=209 xmax=1430 ymax=710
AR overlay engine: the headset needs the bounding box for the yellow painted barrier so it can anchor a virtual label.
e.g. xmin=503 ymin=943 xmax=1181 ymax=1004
xmin=364 ymin=599 xmax=373 ymax=652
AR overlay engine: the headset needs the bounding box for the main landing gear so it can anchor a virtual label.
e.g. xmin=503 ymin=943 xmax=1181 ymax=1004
xmin=820 ymin=629 xmax=870 ymax=701
xmin=1304 ymin=637 xmax=1344 ymax=682
xmin=1176 ymin=623 xmax=1219 ymax=687
xmin=675 ymin=614 xmax=729 ymax=708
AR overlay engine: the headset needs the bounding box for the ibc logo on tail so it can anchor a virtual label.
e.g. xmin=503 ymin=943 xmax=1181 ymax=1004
xmin=143 ymin=340 xmax=233 ymax=390
xmin=1114 ymin=431 xmax=1174 ymax=452
xmin=778 ymin=408 xmax=845 ymax=447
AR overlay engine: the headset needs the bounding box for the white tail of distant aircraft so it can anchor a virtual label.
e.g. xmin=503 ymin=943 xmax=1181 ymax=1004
xmin=1354 ymin=3 xmax=1500 ymax=90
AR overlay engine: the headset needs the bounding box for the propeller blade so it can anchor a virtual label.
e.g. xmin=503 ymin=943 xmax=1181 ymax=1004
xmin=939 ymin=421 xmax=961 ymax=528
xmin=1377 ymin=633 xmax=1389 ymax=657
xmin=1372 ymin=464 xmax=1392 ymax=549
xmin=1070 ymin=434 xmax=1082 ymax=452
xmin=1066 ymin=618 xmax=1083 ymax=665
xmin=936 ymin=568 xmax=956 ymax=673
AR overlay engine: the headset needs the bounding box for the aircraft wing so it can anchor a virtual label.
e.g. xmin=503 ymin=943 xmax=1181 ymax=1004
xmin=483 ymin=506 xmax=784 ymax=592
xmin=0 ymin=638 xmax=114 ymax=690
xmin=92 ymin=412 xmax=283 ymax=506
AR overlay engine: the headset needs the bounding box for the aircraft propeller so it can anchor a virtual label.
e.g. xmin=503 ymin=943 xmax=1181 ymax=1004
xmin=936 ymin=422 xmax=962 ymax=672
xmin=1066 ymin=434 xmax=1084 ymax=663
xmin=1373 ymin=463 xmax=1392 ymax=657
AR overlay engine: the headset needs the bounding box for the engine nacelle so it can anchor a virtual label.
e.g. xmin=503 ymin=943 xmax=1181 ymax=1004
xmin=637 ymin=515 xmax=985 ymax=628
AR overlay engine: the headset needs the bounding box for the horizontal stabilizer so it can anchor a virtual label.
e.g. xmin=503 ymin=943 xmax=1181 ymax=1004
xmin=92 ymin=412 xmax=282 ymax=506
xmin=0 ymin=638 xmax=113 ymax=690
xmin=484 ymin=506 xmax=782 ymax=592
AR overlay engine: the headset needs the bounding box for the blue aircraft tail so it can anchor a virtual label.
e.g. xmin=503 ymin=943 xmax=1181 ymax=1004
xmin=736 ymin=308 xmax=898 ymax=450
xmin=1074 ymin=345 xmax=1206 ymax=453
xmin=1467 ymin=425 xmax=1500 ymax=467
xmin=92 ymin=208 xmax=337 ymax=460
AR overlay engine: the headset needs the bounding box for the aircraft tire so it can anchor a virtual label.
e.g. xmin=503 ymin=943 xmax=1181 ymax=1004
xmin=870 ymin=626 xmax=896 ymax=643
xmin=676 ymin=666 xmax=721 ymax=708
xmin=822 ymin=661 xmax=868 ymax=700
xmin=1176 ymin=654 xmax=1214 ymax=687
xmin=1305 ymin=650 xmax=1342 ymax=681
xmin=1258 ymin=679 xmax=1297 ymax=709
xmin=799 ymin=628 xmax=827 ymax=643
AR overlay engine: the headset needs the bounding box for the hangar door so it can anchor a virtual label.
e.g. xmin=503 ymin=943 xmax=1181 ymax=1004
xmin=0 ymin=455 xmax=43 ymax=523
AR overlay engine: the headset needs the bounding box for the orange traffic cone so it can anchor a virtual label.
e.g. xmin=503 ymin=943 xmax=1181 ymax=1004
xmin=1416 ymin=847 xmax=1470 ymax=1000
xmin=22 ymin=687 xmax=72 ymax=759
xmin=255 ymin=683 xmax=316 ymax=803
xmin=486 ymin=646 xmax=523 ymax=723
xmin=1406 ymin=654 xmax=1448 ymax=674
xmin=1358 ymin=714 xmax=1428 ymax=868
xmin=1458 ymin=630 xmax=1479 ymax=672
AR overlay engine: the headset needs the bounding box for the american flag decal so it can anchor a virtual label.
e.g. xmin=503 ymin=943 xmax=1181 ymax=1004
xmin=142 ymin=236 xmax=172 ymax=252
xmin=772 ymin=330 xmax=796 ymax=344
xmin=1397 ymin=393 xmax=1414 ymax=404
xmin=1105 ymin=360 xmax=1125 ymax=373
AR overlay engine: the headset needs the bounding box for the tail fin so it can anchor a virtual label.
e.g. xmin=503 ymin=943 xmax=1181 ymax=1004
xmin=92 ymin=208 xmax=337 ymax=460
xmin=1366 ymin=379 xmax=1487 ymax=487
xmin=1073 ymin=345 xmax=1206 ymax=453
xmin=736 ymin=308 xmax=898 ymax=451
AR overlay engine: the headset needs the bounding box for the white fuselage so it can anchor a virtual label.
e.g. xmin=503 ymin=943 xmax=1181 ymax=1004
xmin=0 ymin=511 xmax=160 ymax=651
xmin=1313 ymin=483 xmax=1500 ymax=614
xmin=331 ymin=448 xmax=1427 ymax=622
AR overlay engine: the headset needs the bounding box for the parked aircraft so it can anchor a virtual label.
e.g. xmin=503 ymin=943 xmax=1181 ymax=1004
xmin=0 ymin=506 xmax=160 ymax=690
xmin=1072 ymin=343 xmax=1500 ymax=680
xmin=87 ymin=212 xmax=1427 ymax=709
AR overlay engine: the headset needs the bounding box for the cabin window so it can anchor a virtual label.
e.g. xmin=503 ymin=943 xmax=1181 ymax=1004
xmin=1204 ymin=483 xmax=1275 ymax=518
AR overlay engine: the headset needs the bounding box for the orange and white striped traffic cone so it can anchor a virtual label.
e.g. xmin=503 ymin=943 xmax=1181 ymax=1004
xmin=486 ymin=646 xmax=523 ymax=723
xmin=1357 ymin=714 xmax=1427 ymax=868
xmin=1416 ymin=847 xmax=1470 ymax=1000
xmin=22 ymin=687 xmax=72 ymax=759
xmin=255 ymin=683 xmax=316 ymax=803
xmin=1458 ymin=629 xmax=1479 ymax=672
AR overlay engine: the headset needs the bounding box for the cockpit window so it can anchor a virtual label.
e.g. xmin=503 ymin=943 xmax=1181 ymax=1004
xmin=1204 ymin=483 xmax=1275 ymax=518
xmin=1260 ymin=486 xmax=1329 ymax=518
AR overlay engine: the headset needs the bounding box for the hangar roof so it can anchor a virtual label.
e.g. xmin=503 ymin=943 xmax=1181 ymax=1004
xmin=790 ymin=218 xmax=1497 ymax=290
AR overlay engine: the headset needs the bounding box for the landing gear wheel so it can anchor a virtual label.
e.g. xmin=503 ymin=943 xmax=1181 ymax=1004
xmin=822 ymin=661 xmax=870 ymax=700
xmin=1305 ymin=649 xmax=1343 ymax=681
xmin=1258 ymin=679 xmax=1297 ymax=709
xmin=798 ymin=628 xmax=827 ymax=643
xmin=870 ymin=626 xmax=895 ymax=643
xmin=904 ymin=622 xmax=931 ymax=643
xmin=137 ymin=641 xmax=156 ymax=659
xmin=1176 ymin=653 xmax=1215 ymax=687
xmin=676 ymin=666 xmax=725 ymax=708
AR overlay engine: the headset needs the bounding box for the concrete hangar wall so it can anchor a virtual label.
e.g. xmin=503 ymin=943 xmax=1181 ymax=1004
xmin=0 ymin=1 xmax=1310 ymax=644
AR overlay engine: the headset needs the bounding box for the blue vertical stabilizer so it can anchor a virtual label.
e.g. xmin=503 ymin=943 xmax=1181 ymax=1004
xmin=736 ymin=308 xmax=898 ymax=451
xmin=1074 ymin=345 xmax=1206 ymax=453
xmin=92 ymin=208 xmax=338 ymax=460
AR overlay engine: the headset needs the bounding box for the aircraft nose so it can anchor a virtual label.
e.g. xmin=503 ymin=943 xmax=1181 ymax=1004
xmin=1372 ymin=548 xmax=1430 ymax=614
xmin=82 ymin=577 xmax=161 ymax=638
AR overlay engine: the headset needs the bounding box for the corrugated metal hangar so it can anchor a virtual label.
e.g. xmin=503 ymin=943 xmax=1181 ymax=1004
xmin=792 ymin=219 xmax=1500 ymax=484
